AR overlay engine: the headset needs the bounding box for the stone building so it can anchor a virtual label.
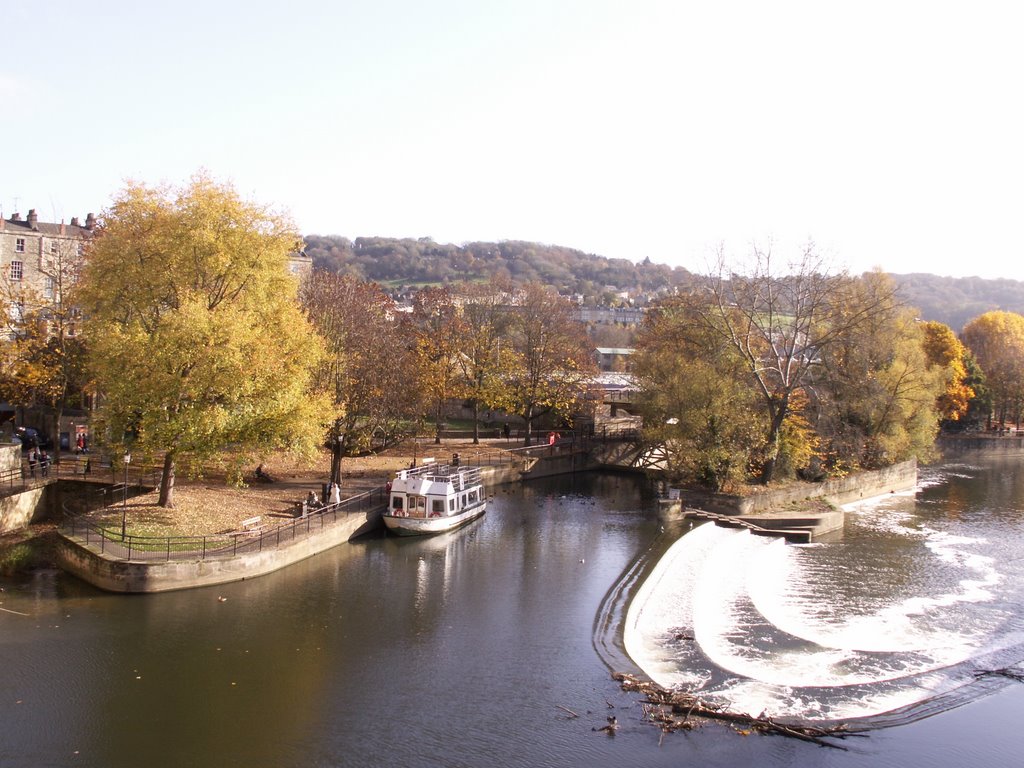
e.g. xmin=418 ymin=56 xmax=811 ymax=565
xmin=1 ymin=209 xmax=94 ymax=330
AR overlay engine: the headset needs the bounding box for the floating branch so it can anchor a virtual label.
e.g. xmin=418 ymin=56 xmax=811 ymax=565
xmin=974 ymin=667 xmax=1024 ymax=683
xmin=612 ymin=672 xmax=867 ymax=749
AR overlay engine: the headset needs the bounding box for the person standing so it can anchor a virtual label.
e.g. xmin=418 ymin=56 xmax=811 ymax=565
xmin=27 ymin=449 xmax=37 ymax=478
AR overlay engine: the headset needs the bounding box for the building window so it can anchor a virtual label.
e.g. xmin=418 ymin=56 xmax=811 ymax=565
xmin=8 ymin=300 xmax=25 ymax=324
xmin=44 ymin=275 xmax=55 ymax=299
xmin=9 ymin=260 xmax=23 ymax=281
xmin=15 ymin=238 xmax=25 ymax=253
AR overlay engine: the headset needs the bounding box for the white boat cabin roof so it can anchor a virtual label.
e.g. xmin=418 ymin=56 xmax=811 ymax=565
xmin=391 ymin=463 xmax=483 ymax=495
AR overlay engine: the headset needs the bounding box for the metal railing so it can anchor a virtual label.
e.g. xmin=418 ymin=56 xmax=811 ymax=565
xmin=59 ymin=482 xmax=389 ymax=563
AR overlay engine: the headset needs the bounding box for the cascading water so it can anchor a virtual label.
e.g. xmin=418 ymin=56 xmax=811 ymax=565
xmin=624 ymin=463 xmax=1024 ymax=724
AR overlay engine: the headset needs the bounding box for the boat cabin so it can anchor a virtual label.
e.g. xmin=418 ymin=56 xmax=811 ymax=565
xmin=388 ymin=463 xmax=484 ymax=519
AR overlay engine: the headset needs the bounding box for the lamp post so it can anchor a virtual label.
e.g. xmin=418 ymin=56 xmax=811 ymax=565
xmin=120 ymin=452 xmax=131 ymax=541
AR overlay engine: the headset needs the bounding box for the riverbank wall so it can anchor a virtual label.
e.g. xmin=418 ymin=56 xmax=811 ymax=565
xmin=55 ymin=503 xmax=382 ymax=593
xmin=938 ymin=434 xmax=1024 ymax=454
xmin=659 ymin=460 xmax=918 ymax=541
xmin=1 ymin=479 xmax=69 ymax=534
xmin=52 ymin=450 xmax=598 ymax=593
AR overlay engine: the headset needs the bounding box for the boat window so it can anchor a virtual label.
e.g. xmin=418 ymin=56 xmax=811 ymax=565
xmin=432 ymin=499 xmax=444 ymax=513
xmin=468 ymin=490 xmax=477 ymax=503
xmin=449 ymin=498 xmax=455 ymax=511
xmin=392 ymin=496 xmax=403 ymax=510
xmin=462 ymin=494 xmax=467 ymax=507
xmin=415 ymin=497 xmax=425 ymax=512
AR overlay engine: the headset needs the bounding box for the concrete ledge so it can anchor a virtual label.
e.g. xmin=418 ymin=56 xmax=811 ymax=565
xmin=678 ymin=460 xmax=918 ymax=516
xmin=56 ymin=506 xmax=384 ymax=593
xmin=938 ymin=435 xmax=1024 ymax=453
xmin=661 ymin=462 xmax=917 ymax=542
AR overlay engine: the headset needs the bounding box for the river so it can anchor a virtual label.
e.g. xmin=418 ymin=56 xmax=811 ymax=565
xmin=2 ymin=459 xmax=1024 ymax=767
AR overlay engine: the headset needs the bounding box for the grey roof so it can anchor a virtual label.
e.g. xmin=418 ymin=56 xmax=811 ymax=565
xmin=2 ymin=216 xmax=93 ymax=238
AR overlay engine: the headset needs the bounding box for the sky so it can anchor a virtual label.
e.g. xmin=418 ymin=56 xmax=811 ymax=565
xmin=3 ymin=0 xmax=1023 ymax=280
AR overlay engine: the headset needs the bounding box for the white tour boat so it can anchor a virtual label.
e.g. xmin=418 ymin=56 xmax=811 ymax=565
xmin=382 ymin=462 xmax=487 ymax=536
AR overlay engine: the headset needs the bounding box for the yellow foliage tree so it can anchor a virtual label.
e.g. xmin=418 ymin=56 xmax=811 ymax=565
xmin=961 ymin=311 xmax=1024 ymax=427
xmin=921 ymin=320 xmax=974 ymax=423
xmin=78 ymin=175 xmax=330 ymax=508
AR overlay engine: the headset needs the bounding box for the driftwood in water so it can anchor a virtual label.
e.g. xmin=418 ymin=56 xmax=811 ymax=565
xmin=975 ymin=667 xmax=1024 ymax=683
xmin=612 ymin=672 xmax=866 ymax=749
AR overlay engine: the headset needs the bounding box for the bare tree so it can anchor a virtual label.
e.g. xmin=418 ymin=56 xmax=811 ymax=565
xmin=697 ymin=246 xmax=899 ymax=482
xmin=498 ymin=283 xmax=597 ymax=445
xmin=301 ymin=271 xmax=422 ymax=482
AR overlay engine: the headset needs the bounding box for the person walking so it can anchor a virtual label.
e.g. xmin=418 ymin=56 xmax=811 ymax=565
xmin=27 ymin=449 xmax=37 ymax=478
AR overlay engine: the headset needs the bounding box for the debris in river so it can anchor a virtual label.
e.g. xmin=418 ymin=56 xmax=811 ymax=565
xmin=611 ymin=672 xmax=867 ymax=749
xmin=974 ymin=666 xmax=1024 ymax=683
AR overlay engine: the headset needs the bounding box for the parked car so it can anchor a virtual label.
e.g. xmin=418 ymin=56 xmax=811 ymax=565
xmin=14 ymin=427 xmax=51 ymax=451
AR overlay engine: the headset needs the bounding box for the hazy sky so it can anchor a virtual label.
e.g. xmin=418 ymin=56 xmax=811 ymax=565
xmin=3 ymin=1 xmax=1022 ymax=280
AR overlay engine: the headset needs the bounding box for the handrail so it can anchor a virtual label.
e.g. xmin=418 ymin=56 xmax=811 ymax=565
xmin=59 ymin=482 xmax=390 ymax=563
xmin=57 ymin=430 xmax=645 ymax=562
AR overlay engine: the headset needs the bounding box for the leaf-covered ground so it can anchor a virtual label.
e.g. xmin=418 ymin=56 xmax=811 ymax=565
xmin=81 ymin=438 xmax=513 ymax=538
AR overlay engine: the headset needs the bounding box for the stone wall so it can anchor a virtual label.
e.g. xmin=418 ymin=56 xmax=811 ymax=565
xmin=1 ymin=486 xmax=46 ymax=534
xmin=676 ymin=460 xmax=918 ymax=515
xmin=55 ymin=506 xmax=383 ymax=593
xmin=1 ymin=443 xmax=20 ymax=474
xmin=938 ymin=435 xmax=1024 ymax=454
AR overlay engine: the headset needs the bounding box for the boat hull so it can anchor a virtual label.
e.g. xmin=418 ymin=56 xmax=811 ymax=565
xmin=382 ymin=502 xmax=486 ymax=536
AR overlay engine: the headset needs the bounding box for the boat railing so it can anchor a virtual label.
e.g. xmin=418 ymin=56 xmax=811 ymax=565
xmin=397 ymin=464 xmax=483 ymax=487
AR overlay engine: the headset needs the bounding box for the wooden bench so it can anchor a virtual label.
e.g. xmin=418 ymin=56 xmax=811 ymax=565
xmin=237 ymin=516 xmax=264 ymax=536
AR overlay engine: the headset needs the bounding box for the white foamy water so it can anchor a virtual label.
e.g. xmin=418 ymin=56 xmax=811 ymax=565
xmin=624 ymin=467 xmax=1024 ymax=722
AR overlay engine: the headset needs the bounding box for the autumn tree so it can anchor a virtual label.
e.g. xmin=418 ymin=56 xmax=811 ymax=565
xmin=692 ymin=248 xmax=904 ymax=482
xmin=301 ymin=271 xmax=421 ymax=479
xmin=451 ymin=280 xmax=517 ymax=443
xmin=0 ymin=237 xmax=87 ymax=457
xmin=958 ymin=352 xmax=992 ymax=431
xmin=78 ymin=176 xmax=329 ymax=508
xmin=638 ymin=254 xmax=941 ymax=484
xmin=921 ymin=320 xmax=974 ymax=426
xmin=411 ymin=287 xmax=466 ymax=444
xmin=633 ymin=297 xmax=765 ymax=490
xmin=961 ymin=311 xmax=1024 ymax=427
xmin=497 ymin=283 xmax=597 ymax=445
xmin=815 ymin=273 xmax=945 ymax=469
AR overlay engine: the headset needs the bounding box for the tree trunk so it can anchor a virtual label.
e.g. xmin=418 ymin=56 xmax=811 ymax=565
xmin=523 ymin=407 xmax=534 ymax=446
xmin=158 ymin=452 xmax=176 ymax=508
xmin=51 ymin=403 xmax=65 ymax=466
xmin=472 ymin=400 xmax=480 ymax=445
xmin=329 ymin=419 xmax=344 ymax=487
xmin=759 ymin=405 xmax=788 ymax=484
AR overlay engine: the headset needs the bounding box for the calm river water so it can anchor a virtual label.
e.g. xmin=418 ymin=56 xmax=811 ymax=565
xmin=3 ymin=460 xmax=1024 ymax=767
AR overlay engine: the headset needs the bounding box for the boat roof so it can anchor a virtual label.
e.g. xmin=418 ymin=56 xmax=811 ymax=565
xmin=396 ymin=462 xmax=471 ymax=479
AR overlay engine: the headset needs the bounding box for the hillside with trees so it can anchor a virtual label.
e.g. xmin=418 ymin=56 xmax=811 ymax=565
xmin=304 ymin=234 xmax=1024 ymax=328
xmin=303 ymin=235 xmax=693 ymax=301
xmin=889 ymin=273 xmax=1024 ymax=333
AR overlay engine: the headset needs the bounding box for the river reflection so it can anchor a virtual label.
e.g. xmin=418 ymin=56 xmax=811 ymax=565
xmin=4 ymin=464 xmax=1024 ymax=767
